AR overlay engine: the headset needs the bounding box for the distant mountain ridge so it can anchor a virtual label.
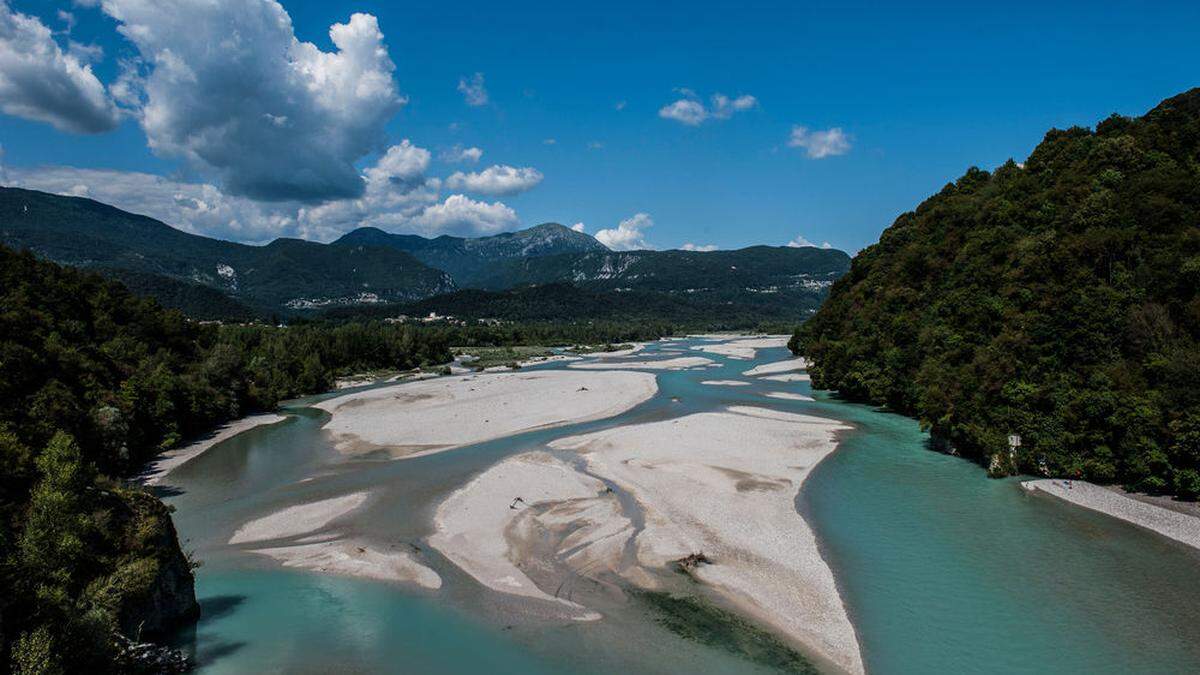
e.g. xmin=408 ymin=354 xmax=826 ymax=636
xmin=335 ymin=223 xmax=608 ymax=286
xmin=0 ymin=187 xmax=455 ymax=313
xmin=472 ymin=246 xmax=850 ymax=294
xmin=0 ymin=185 xmax=851 ymax=321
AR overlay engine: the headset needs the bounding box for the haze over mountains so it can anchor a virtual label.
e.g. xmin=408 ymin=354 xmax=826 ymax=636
xmin=0 ymin=186 xmax=850 ymax=322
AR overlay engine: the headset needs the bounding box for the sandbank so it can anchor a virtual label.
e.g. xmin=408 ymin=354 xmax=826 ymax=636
xmin=546 ymin=407 xmax=861 ymax=673
xmin=742 ymin=358 xmax=807 ymax=378
xmin=690 ymin=336 xmax=789 ymax=360
xmin=701 ymin=380 xmax=751 ymax=387
xmin=139 ymin=413 xmax=287 ymax=486
xmin=429 ymin=452 xmax=626 ymax=620
xmin=1023 ymin=479 xmax=1200 ymax=550
xmin=765 ymin=391 xmax=815 ymax=401
xmin=230 ymin=492 xmax=369 ymax=544
xmin=315 ymin=370 xmax=657 ymax=458
xmin=250 ymin=538 xmax=442 ymax=589
xmin=568 ymin=356 xmax=713 ymax=371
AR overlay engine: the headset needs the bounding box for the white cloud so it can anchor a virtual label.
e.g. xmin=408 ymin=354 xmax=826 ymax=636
xmin=56 ymin=9 xmax=75 ymax=32
xmin=710 ymin=94 xmax=757 ymax=119
xmin=543 ymin=138 xmax=557 ymax=145
xmin=787 ymin=126 xmax=851 ymax=159
xmin=9 ymin=164 xmax=309 ymax=242
xmin=414 ymin=194 xmax=516 ymax=236
xmin=97 ymin=1 xmax=404 ymax=202
xmin=457 ymin=72 xmax=488 ymax=106
xmin=441 ymin=144 xmax=482 ymax=163
xmin=787 ymin=234 xmax=833 ymax=249
xmin=658 ymin=99 xmax=707 ymax=126
xmin=587 ymin=141 xmax=604 ymax=150
xmin=595 ymin=213 xmax=654 ymax=251
xmin=571 ymin=222 xmax=585 ymax=232
xmin=0 ymin=1 xmax=120 ymax=133
xmin=658 ymin=91 xmax=757 ymax=126
xmin=614 ymin=100 xmax=627 ymax=111
xmin=8 ymin=137 xmax=523 ymax=242
xmin=681 ymin=242 xmax=717 ymax=252
xmin=445 ymin=165 xmax=543 ymax=196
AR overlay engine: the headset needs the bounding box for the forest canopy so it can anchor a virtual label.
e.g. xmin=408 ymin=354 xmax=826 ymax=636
xmin=792 ymin=88 xmax=1200 ymax=499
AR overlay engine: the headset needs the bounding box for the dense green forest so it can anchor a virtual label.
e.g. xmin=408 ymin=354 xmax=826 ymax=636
xmin=792 ymin=89 xmax=1200 ymax=499
xmin=324 ymin=282 xmax=812 ymax=329
xmin=0 ymin=245 xmax=459 ymax=671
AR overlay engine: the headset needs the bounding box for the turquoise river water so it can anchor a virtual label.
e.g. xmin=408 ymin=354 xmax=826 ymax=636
xmin=163 ymin=339 xmax=1200 ymax=674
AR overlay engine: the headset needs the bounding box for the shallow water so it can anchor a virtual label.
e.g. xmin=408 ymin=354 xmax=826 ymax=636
xmin=164 ymin=339 xmax=1200 ymax=673
xmin=801 ymin=395 xmax=1200 ymax=674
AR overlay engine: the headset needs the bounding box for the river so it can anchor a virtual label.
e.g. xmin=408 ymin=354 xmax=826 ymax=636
xmin=163 ymin=338 xmax=1200 ymax=673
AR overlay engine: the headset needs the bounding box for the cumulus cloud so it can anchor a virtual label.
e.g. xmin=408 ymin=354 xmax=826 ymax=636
xmin=97 ymin=1 xmax=404 ymax=202
xmin=787 ymin=126 xmax=851 ymax=159
xmin=0 ymin=1 xmax=120 ymax=133
xmin=414 ymin=194 xmax=516 ymax=235
xmin=441 ymin=144 xmax=482 ymax=163
xmin=658 ymin=91 xmax=756 ymax=126
xmin=10 ymin=138 xmax=524 ymax=242
xmin=787 ymin=234 xmax=833 ymax=249
xmin=595 ymin=213 xmax=654 ymax=251
xmin=681 ymin=242 xmax=717 ymax=252
xmin=445 ymin=165 xmax=543 ymax=196
xmin=457 ymin=72 xmax=488 ymax=106
xmin=571 ymin=222 xmax=585 ymax=232
xmin=8 ymin=164 xmax=308 ymax=242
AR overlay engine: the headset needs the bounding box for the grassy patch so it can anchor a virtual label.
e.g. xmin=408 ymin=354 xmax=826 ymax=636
xmin=634 ymin=590 xmax=818 ymax=674
xmin=565 ymin=342 xmax=634 ymax=354
xmin=454 ymin=345 xmax=554 ymax=369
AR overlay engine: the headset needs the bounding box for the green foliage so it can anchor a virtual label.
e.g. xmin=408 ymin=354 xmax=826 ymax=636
xmin=18 ymin=434 xmax=93 ymax=589
xmin=325 ymin=281 xmax=829 ymax=329
xmin=0 ymin=246 xmax=459 ymax=670
xmin=11 ymin=626 xmax=62 ymax=675
xmin=794 ymin=89 xmax=1200 ymax=499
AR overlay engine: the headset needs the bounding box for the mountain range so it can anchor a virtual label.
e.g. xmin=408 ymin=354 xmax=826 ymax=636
xmin=0 ymin=186 xmax=850 ymax=322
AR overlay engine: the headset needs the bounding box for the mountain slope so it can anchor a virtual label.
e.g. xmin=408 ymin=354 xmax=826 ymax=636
xmin=0 ymin=187 xmax=455 ymax=312
xmin=475 ymin=245 xmax=848 ymax=291
xmin=792 ymin=88 xmax=1200 ymax=498
xmin=335 ymin=222 xmax=608 ymax=286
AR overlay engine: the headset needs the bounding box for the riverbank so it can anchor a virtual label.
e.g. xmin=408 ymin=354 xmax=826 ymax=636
xmin=1023 ymin=479 xmax=1200 ymax=550
xmin=138 ymin=413 xmax=288 ymax=486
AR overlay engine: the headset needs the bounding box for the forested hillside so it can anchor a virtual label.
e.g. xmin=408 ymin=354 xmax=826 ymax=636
xmin=336 ymin=222 xmax=607 ymax=286
xmin=330 ymin=281 xmax=821 ymax=329
xmin=472 ymin=245 xmax=849 ymax=295
xmin=0 ymin=245 xmax=455 ymax=671
xmin=792 ymin=89 xmax=1200 ymax=499
xmin=0 ymin=187 xmax=456 ymax=313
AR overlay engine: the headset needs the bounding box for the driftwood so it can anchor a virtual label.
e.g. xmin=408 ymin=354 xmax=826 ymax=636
xmin=674 ymin=552 xmax=712 ymax=573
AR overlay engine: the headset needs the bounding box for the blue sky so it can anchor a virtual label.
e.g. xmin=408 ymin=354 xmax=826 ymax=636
xmin=1 ymin=0 xmax=1197 ymax=252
